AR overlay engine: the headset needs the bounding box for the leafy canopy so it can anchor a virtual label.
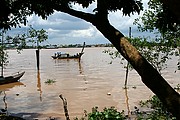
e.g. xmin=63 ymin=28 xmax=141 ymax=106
xmin=0 ymin=0 xmax=143 ymax=30
xmin=134 ymin=0 xmax=179 ymax=34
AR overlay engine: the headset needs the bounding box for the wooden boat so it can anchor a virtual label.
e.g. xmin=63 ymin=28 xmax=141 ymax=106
xmin=51 ymin=52 xmax=84 ymax=59
xmin=51 ymin=42 xmax=85 ymax=59
xmin=0 ymin=71 xmax=25 ymax=85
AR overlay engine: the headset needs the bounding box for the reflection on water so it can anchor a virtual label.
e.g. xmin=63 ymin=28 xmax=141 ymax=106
xmin=0 ymin=48 xmax=179 ymax=119
xmin=124 ymin=88 xmax=130 ymax=117
xmin=0 ymin=91 xmax=8 ymax=115
xmin=78 ymin=60 xmax=83 ymax=75
xmin=0 ymin=82 xmax=24 ymax=116
xmin=37 ymin=70 xmax=42 ymax=101
xmin=0 ymin=82 xmax=24 ymax=91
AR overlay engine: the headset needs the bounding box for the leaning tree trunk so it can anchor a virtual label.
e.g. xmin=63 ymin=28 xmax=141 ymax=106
xmin=57 ymin=5 xmax=180 ymax=119
xmin=93 ymin=19 xmax=180 ymax=119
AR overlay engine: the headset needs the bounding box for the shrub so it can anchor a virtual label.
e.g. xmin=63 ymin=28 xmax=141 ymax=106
xmin=74 ymin=106 xmax=126 ymax=120
xmin=135 ymin=95 xmax=176 ymax=120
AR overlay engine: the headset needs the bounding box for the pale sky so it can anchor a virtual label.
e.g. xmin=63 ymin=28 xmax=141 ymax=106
xmin=7 ymin=0 xmax=151 ymax=45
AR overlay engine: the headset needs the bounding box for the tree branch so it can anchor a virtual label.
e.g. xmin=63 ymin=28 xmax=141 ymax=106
xmin=55 ymin=6 xmax=95 ymax=23
xmin=96 ymin=0 xmax=108 ymax=18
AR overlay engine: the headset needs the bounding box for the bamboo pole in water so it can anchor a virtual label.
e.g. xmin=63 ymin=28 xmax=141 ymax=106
xmin=36 ymin=39 xmax=40 ymax=70
xmin=124 ymin=27 xmax=131 ymax=87
xmin=36 ymin=49 xmax=40 ymax=70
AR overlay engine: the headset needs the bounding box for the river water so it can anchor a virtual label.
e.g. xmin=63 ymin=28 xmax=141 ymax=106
xmin=0 ymin=47 xmax=179 ymax=120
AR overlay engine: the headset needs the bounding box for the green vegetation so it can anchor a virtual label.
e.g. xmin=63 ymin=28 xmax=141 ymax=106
xmin=4 ymin=25 xmax=48 ymax=50
xmin=0 ymin=45 xmax=9 ymax=69
xmin=129 ymin=37 xmax=179 ymax=73
xmin=135 ymin=95 xmax=176 ymax=120
xmin=134 ymin=0 xmax=180 ymax=71
xmin=74 ymin=107 xmax=126 ymax=120
xmin=75 ymin=94 xmax=178 ymax=120
xmin=0 ymin=31 xmax=9 ymax=71
xmin=0 ymin=26 xmax=48 ymax=69
xmin=44 ymin=79 xmax=56 ymax=85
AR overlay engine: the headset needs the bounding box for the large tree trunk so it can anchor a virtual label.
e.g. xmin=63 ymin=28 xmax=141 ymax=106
xmin=93 ymin=19 xmax=180 ymax=119
xmin=58 ymin=5 xmax=180 ymax=119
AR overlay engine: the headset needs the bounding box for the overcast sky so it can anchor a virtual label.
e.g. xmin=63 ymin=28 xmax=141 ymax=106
xmin=7 ymin=0 xmax=151 ymax=45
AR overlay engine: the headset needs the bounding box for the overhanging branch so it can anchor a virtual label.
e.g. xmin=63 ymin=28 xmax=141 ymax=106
xmin=55 ymin=6 xmax=95 ymax=23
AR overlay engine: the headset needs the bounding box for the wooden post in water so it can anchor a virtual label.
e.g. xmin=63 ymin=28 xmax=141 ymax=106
xmin=59 ymin=94 xmax=70 ymax=120
xmin=36 ymin=49 xmax=40 ymax=70
xmin=124 ymin=27 xmax=131 ymax=88
xmin=36 ymin=40 xmax=40 ymax=70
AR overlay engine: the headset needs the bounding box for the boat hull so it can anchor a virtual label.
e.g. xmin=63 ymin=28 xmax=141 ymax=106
xmin=0 ymin=71 xmax=25 ymax=85
xmin=52 ymin=53 xmax=83 ymax=59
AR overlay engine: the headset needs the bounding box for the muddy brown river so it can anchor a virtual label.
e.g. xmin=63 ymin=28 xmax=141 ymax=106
xmin=0 ymin=47 xmax=179 ymax=120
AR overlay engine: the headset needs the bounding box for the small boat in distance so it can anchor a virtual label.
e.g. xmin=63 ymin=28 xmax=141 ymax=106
xmin=0 ymin=71 xmax=25 ymax=85
xmin=51 ymin=42 xmax=85 ymax=59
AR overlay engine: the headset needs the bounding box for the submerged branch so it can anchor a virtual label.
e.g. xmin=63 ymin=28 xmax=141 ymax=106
xmin=59 ymin=94 xmax=70 ymax=120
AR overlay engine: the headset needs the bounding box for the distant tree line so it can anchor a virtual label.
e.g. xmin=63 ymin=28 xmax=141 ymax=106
xmin=5 ymin=43 xmax=114 ymax=49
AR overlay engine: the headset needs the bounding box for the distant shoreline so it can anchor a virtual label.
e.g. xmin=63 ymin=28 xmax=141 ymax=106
xmin=6 ymin=43 xmax=113 ymax=49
